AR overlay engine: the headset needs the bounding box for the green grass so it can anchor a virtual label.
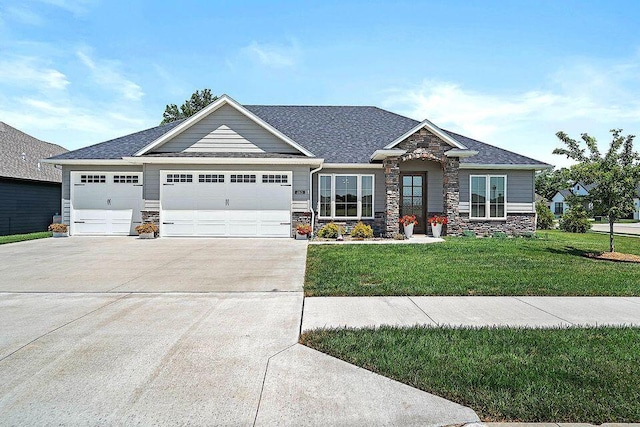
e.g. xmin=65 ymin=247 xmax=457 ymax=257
xmin=305 ymin=230 xmax=640 ymax=296
xmin=301 ymin=326 xmax=640 ymax=423
xmin=0 ymin=231 xmax=52 ymax=245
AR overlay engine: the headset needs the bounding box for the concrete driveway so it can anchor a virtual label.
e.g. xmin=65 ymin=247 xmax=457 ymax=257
xmin=0 ymin=237 xmax=478 ymax=426
xmin=0 ymin=237 xmax=307 ymax=292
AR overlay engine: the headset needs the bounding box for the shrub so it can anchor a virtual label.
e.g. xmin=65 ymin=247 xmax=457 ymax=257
xmin=135 ymin=223 xmax=159 ymax=234
xmin=350 ymin=222 xmax=373 ymax=239
xmin=393 ymin=233 xmax=405 ymax=240
xmin=461 ymin=230 xmax=476 ymax=238
xmin=492 ymin=231 xmax=508 ymax=239
xmin=559 ymin=205 xmax=592 ymax=233
xmin=48 ymin=223 xmax=68 ymax=233
xmin=536 ymin=200 xmax=555 ymax=229
xmin=317 ymin=222 xmax=342 ymax=238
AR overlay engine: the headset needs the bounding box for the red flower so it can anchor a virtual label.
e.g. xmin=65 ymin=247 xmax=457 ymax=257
xmin=399 ymin=215 xmax=418 ymax=226
xmin=428 ymin=215 xmax=448 ymax=226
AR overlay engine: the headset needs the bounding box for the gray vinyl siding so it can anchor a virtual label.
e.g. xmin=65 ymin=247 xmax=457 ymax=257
xmin=459 ymin=169 xmax=535 ymax=204
xmin=0 ymin=178 xmax=61 ymax=235
xmin=156 ymin=104 xmax=300 ymax=154
xmin=312 ymin=168 xmax=385 ymax=215
xmin=143 ymin=164 xmax=310 ymax=202
xmin=400 ymin=160 xmax=444 ymax=212
xmin=61 ymin=165 xmax=143 ymax=200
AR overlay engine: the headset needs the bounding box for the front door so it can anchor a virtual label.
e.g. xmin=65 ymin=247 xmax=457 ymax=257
xmin=400 ymin=173 xmax=426 ymax=234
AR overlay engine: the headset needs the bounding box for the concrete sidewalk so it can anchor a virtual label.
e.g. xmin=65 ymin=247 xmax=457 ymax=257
xmin=591 ymin=222 xmax=640 ymax=236
xmin=302 ymin=296 xmax=640 ymax=331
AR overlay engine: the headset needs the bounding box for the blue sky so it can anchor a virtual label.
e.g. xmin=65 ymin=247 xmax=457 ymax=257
xmin=1 ymin=0 xmax=640 ymax=167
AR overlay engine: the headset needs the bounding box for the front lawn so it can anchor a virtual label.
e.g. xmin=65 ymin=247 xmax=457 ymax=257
xmin=301 ymin=326 xmax=640 ymax=423
xmin=0 ymin=231 xmax=52 ymax=245
xmin=305 ymin=230 xmax=640 ymax=296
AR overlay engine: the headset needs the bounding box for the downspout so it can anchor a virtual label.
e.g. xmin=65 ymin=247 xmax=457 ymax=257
xmin=309 ymin=164 xmax=324 ymax=235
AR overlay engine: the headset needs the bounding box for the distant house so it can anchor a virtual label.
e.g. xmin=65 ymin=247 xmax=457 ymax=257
xmin=0 ymin=122 xmax=67 ymax=235
xmin=550 ymin=189 xmax=573 ymax=216
xmin=634 ymin=184 xmax=640 ymax=220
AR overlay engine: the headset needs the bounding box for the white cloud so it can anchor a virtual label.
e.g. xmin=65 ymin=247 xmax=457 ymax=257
xmin=35 ymin=0 xmax=94 ymax=16
xmin=241 ymin=40 xmax=300 ymax=68
xmin=382 ymin=57 xmax=640 ymax=168
xmin=0 ymin=57 xmax=69 ymax=90
xmin=4 ymin=6 xmax=44 ymax=26
xmin=77 ymin=50 xmax=144 ymax=101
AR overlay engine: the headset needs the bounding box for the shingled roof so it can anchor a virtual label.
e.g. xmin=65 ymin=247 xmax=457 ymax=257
xmin=48 ymin=105 xmax=550 ymax=167
xmin=0 ymin=122 xmax=67 ymax=183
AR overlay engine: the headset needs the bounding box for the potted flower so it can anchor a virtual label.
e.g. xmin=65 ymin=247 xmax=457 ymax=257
xmin=295 ymin=224 xmax=313 ymax=240
xmin=399 ymin=215 xmax=418 ymax=238
xmin=48 ymin=223 xmax=68 ymax=238
xmin=135 ymin=223 xmax=159 ymax=239
xmin=427 ymin=215 xmax=448 ymax=238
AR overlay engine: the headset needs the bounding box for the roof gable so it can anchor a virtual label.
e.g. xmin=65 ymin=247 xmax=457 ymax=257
xmin=135 ymin=95 xmax=313 ymax=157
xmin=384 ymin=119 xmax=467 ymax=150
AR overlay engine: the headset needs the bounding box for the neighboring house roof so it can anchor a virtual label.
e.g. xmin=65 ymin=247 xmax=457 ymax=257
xmin=48 ymin=104 xmax=550 ymax=167
xmin=0 ymin=122 xmax=67 ymax=183
xmin=575 ymin=181 xmax=596 ymax=192
xmin=556 ymin=189 xmax=573 ymax=199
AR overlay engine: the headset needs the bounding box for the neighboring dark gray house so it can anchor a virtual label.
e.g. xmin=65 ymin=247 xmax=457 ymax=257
xmin=0 ymin=122 xmax=67 ymax=235
xmin=45 ymin=95 xmax=551 ymax=238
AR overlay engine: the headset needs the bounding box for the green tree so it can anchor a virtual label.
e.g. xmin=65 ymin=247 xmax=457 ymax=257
xmin=535 ymin=199 xmax=555 ymax=229
xmin=553 ymin=129 xmax=640 ymax=251
xmin=161 ymin=89 xmax=218 ymax=124
xmin=535 ymin=168 xmax=571 ymax=200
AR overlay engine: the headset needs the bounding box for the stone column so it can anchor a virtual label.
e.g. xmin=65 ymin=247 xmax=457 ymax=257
xmin=443 ymin=157 xmax=461 ymax=236
xmin=384 ymin=157 xmax=400 ymax=237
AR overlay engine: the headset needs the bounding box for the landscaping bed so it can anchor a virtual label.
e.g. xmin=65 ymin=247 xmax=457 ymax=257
xmin=0 ymin=231 xmax=52 ymax=245
xmin=304 ymin=230 xmax=640 ymax=296
xmin=300 ymin=326 xmax=640 ymax=423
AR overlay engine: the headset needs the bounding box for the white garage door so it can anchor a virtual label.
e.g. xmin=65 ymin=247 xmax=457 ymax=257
xmin=70 ymin=172 xmax=143 ymax=235
xmin=160 ymin=171 xmax=292 ymax=237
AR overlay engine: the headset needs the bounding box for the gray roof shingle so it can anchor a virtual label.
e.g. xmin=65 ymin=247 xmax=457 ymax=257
xmin=48 ymin=105 xmax=550 ymax=167
xmin=0 ymin=122 xmax=67 ymax=183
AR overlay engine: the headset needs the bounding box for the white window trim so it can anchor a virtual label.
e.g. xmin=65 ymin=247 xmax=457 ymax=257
xmin=469 ymin=174 xmax=507 ymax=220
xmin=318 ymin=174 xmax=375 ymax=220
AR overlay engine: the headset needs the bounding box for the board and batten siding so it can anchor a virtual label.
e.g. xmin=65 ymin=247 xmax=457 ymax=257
xmin=459 ymin=169 xmax=535 ymax=213
xmin=143 ymin=164 xmax=311 ymax=208
xmin=61 ymin=165 xmax=143 ymax=224
xmin=155 ymin=104 xmax=300 ymax=154
xmin=0 ymin=178 xmax=62 ymax=235
xmin=312 ymin=168 xmax=386 ymax=216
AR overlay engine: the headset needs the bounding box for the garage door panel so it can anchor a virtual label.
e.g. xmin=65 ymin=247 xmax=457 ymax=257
xmin=71 ymin=172 xmax=142 ymax=236
xmin=160 ymin=171 xmax=291 ymax=237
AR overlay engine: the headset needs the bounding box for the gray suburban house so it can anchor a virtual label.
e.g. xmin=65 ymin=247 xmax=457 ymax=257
xmin=44 ymin=95 xmax=551 ymax=238
xmin=1 ymin=122 xmax=67 ymax=235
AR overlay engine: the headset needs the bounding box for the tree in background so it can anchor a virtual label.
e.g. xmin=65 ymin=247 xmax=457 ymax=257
xmin=534 ymin=168 xmax=572 ymax=200
xmin=553 ymin=129 xmax=640 ymax=252
xmin=161 ymin=89 xmax=218 ymax=124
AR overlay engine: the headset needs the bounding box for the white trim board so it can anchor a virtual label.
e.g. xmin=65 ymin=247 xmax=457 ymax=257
xmin=384 ymin=119 xmax=467 ymax=150
xmin=133 ymin=95 xmax=314 ymax=157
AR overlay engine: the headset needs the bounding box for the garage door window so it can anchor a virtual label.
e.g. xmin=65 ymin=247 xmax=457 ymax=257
xmin=166 ymin=174 xmax=193 ymax=183
xmin=230 ymin=174 xmax=256 ymax=183
xmin=199 ymin=174 xmax=224 ymax=183
xmin=262 ymin=174 xmax=288 ymax=184
xmin=80 ymin=175 xmax=106 ymax=183
xmin=113 ymin=175 xmax=139 ymax=184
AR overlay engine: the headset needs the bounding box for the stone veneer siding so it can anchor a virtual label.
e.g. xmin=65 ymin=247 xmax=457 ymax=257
xmin=141 ymin=210 xmax=160 ymax=227
xmin=384 ymin=128 xmax=462 ymax=237
xmin=458 ymin=213 xmax=536 ymax=236
xmin=315 ymin=211 xmax=386 ymax=237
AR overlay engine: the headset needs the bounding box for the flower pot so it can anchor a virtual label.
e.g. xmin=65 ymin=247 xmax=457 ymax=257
xmin=295 ymin=233 xmax=309 ymax=240
xmin=403 ymin=223 xmax=415 ymax=238
xmin=52 ymin=232 xmax=68 ymax=238
xmin=431 ymin=223 xmax=443 ymax=238
xmin=138 ymin=232 xmax=155 ymax=239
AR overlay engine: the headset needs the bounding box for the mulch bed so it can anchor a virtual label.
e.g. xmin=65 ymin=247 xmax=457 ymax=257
xmin=585 ymin=252 xmax=640 ymax=263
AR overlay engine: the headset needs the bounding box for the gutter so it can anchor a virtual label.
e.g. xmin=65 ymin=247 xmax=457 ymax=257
xmin=309 ymin=163 xmax=324 ymax=235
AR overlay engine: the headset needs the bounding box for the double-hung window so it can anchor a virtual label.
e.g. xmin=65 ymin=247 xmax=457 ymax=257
xmin=318 ymin=174 xmax=374 ymax=219
xmin=470 ymin=175 xmax=506 ymax=219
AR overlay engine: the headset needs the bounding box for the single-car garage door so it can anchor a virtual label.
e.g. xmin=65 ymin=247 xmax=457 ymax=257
xmin=160 ymin=171 xmax=291 ymax=237
xmin=70 ymin=172 xmax=143 ymax=235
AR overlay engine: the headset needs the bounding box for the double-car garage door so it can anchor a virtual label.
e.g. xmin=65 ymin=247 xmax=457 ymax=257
xmin=70 ymin=170 xmax=292 ymax=237
xmin=160 ymin=171 xmax=292 ymax=237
